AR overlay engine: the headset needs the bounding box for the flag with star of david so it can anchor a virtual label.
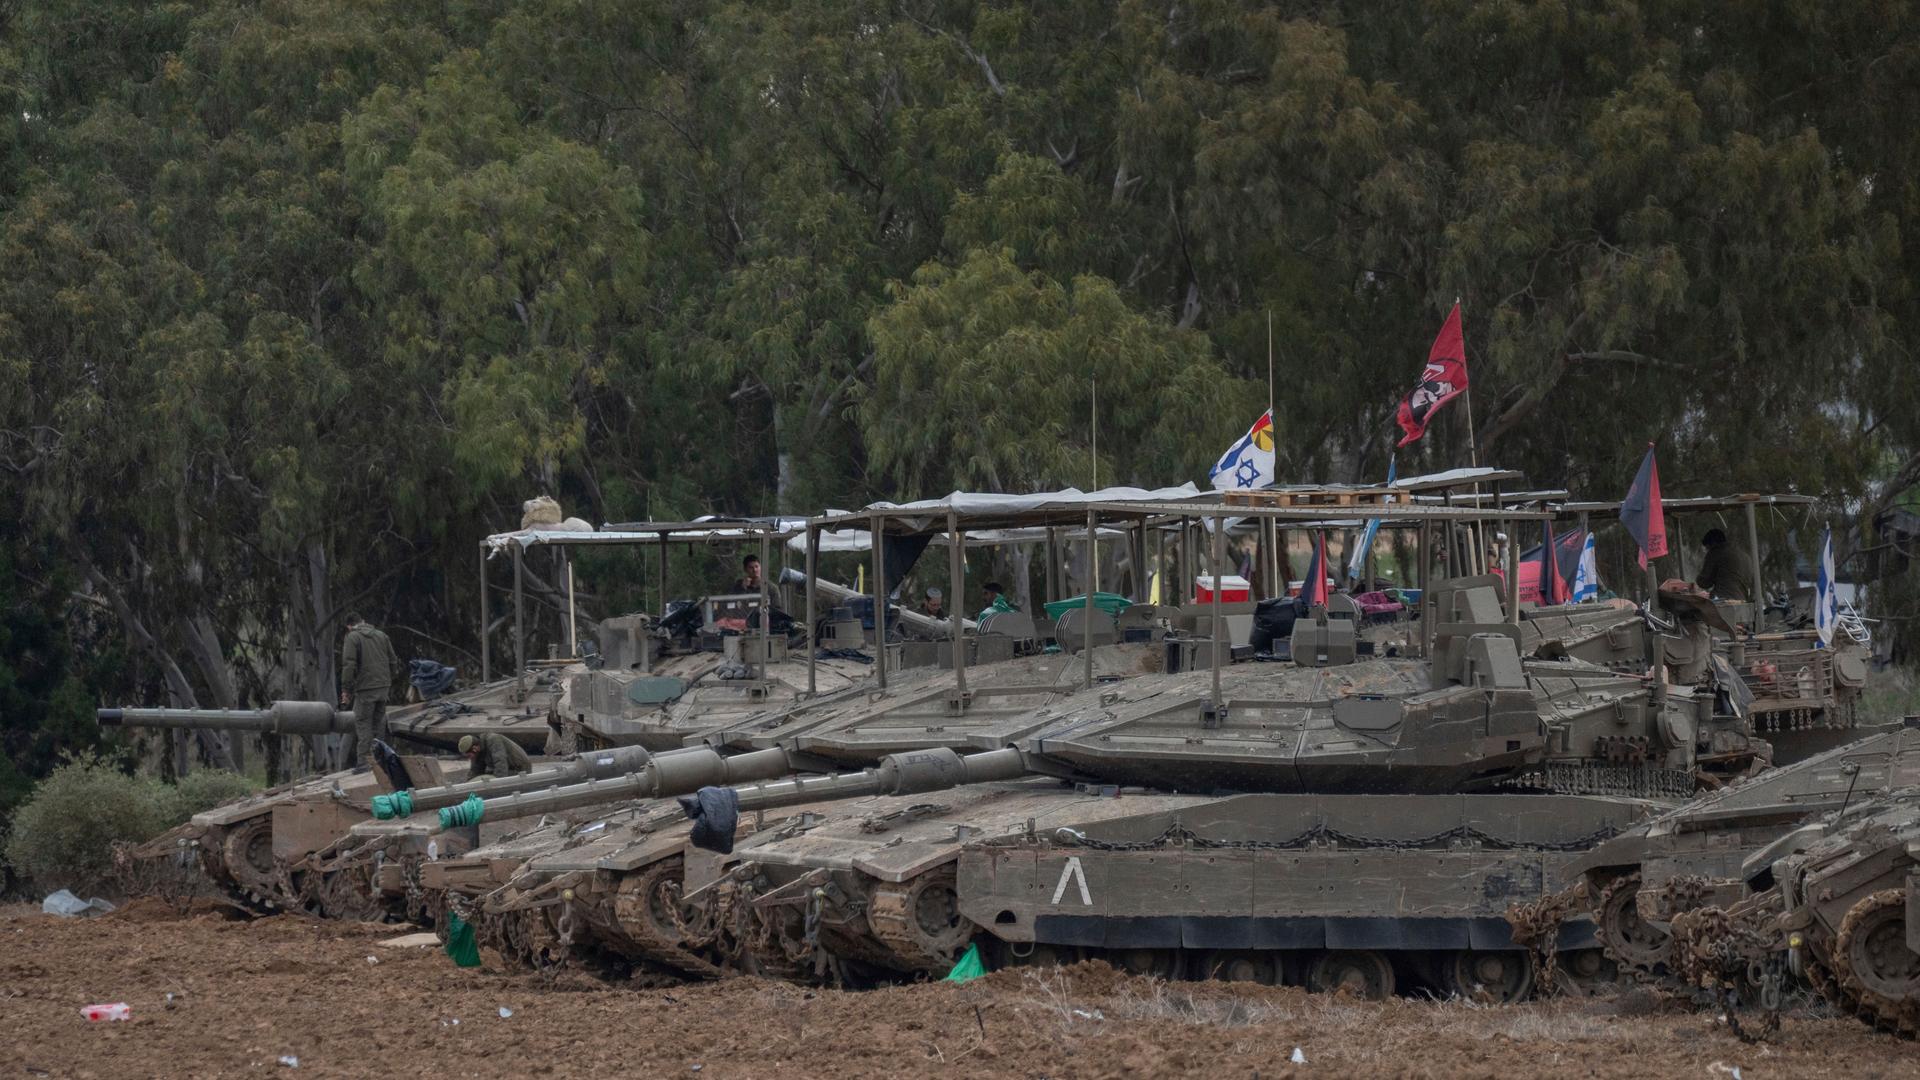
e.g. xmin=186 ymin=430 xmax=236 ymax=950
xmin=1208 ymin=409 xmax=1276 ymax=491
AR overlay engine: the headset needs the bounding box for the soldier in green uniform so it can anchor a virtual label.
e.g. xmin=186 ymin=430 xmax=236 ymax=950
xmin=460 ymin=732 xmax=533 ymax=781
xmin=339 ymin=613 xmax=402 ymax=766
xmin=1694 ymin=528 xmax=1756 ymax=602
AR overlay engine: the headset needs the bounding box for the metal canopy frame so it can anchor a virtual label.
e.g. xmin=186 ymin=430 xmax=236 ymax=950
xmin=801 ymin=492 xmax=1550 ymax=702
xmin=479 ymin=520 xmax=797 ymax=685
xmin=1555 ymin=493 xmax=1821 ymax=605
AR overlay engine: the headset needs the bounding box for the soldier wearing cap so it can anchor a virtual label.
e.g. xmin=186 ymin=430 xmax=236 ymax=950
xmin=460 ymin=732 xmax=532 ymax=781
xmin=338 ymin=613 xmax=402 ymax=767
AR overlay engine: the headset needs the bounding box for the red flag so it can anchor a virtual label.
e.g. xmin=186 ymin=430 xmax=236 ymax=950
xmin=1620 ymin=445 xmax=1667 ymax=567
xmin=1395 ymin=303 xmax=1470 ymax=447
xmin=1303 ymin=531 xmax=1330 ymax=607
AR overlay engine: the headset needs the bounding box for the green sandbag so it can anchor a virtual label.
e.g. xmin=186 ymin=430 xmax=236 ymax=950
xmin=370 ymin=790 xmax=414 ymax=820
xmin=444 ymin=914 xmax=482 ymax=968
xmin=438 ymin=793 xmax=484 ymax=830
xmin=943 ymin=942 xmax=985 ymax=983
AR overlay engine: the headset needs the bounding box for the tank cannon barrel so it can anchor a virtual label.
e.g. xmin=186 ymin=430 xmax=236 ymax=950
xmin=789 ymin=571 xmax=976 ymax=635
xmin=415 ymin=746 xmax=803 ymax=833
xmin=423 ymin=745 xmax=1031 ymax=833
xmin=727 ymin=746 xmax=1030 ymax=814
xmin=369 ymin=744 xmax=660 ymax=819
xmin=96 ymin=700 xmax=353 ymax=735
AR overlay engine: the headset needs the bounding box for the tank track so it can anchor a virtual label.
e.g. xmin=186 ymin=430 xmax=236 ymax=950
xmin=865 ymin=866 xmax=971 ymax=973
xmin=612 ymin=857 xmax=726 ymax=978
xmin=1594 ymin=873 xmax=1681 ymax=991
xmin=1830 ymin=889 xmax=1920 ymax=1037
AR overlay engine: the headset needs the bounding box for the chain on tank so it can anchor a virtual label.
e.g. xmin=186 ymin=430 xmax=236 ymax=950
xmin=1051 ymin=820 xmax=1623 ymax=855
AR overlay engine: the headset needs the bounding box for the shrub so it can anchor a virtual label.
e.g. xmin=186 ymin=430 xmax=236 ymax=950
xmin=2 ymin=753 xmax=174 ymax=895
xmin=163 ymin=770 xmax=261 ymax=823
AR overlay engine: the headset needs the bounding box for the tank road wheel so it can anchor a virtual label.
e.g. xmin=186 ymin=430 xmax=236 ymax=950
xmin=315 ymin=869 xmax=385 ymax=922
xmin=220 ymin=817 xmax=278 ymax=896
xmin=1106 ymin=948 xmax=1180 ymax=980
xmin=1006 ymin=942 xmax=1081 ymax=969
xmin=1553 ymin=948 xmax=1618 ymax=997
xmin=613 ymin=858 xmax=723 ymax=977
xmin=1832 ymin=889 xmax=1920 ymax=1035
xmin=1596 ymin=874 xmax=1672 ymax=983
xmin=868 ymin=867 xmax=973 ymax=972
xmin=1200 ymin=950 xmax=1279 ymax=985
xmin=1309 ymin=951 xmax=1396 ymax=999
xmin=1444 ymin=950 xmax=1535 ymax=1004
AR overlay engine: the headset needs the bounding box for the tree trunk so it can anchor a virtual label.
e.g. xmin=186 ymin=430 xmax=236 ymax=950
xmin=178 ymin=613 xmax=244 ymax=772
xmin=88 ymin=566 xmax=237 ymax=772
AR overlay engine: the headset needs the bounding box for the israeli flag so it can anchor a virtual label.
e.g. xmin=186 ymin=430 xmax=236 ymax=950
xmin=1209 ymin=410 xmax=1276 ymax=491
xmin=1571 ymin=531 xmax=1600 ymax=602
xmin=1346 ymin=457 xmax=1396 ymax=583
xmin=1815 ymin=527 xmax=1837 ymax=648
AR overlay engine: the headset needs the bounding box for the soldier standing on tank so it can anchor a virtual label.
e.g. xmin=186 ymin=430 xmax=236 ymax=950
xmin=1694 ymin=528 xmax=1755 ymax=602
xmin=339 ymin=612 xmax=402 ymax=767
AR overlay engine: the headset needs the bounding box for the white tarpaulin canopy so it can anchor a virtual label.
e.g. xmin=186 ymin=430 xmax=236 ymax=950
xmin=811 ymin=483 xmax=1208 ymax=536
xmin=484 ymin=517 xmax=808 ymax=556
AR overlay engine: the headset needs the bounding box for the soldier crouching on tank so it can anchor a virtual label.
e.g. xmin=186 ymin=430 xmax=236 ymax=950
xmin=339 ymin=612 xmax=403 ymax=767
xmin=461 ymin=733 xmax=532 ymax=781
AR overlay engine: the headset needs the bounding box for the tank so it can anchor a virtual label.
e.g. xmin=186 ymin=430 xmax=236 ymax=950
xmin=1749 ymin=764 xmax=1920 ymax=1034
xmin=1554 ymin=493 xmax=1878 ymax=764
xmin=120 ymin=749 xmax=462 ymax=911
xmin=416 ymin=576 xmax=1762 ymax=998
xmin=1537 ymin=723 xmax=1920 ymax=991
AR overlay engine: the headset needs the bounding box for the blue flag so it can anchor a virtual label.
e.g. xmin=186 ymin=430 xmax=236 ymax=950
xmin=1346 ymin=458 xmax=1396 ymax=585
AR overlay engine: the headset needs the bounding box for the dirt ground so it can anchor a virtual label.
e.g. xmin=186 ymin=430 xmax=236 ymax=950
xmin=5 ymin=903 xmax=1920 ymax=1079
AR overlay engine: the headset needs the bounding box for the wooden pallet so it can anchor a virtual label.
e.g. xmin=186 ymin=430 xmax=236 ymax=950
xmin=1221 ymin=486 xmax=1400 ymax=508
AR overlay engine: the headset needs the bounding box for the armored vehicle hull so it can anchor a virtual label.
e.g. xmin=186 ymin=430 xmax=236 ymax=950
xmin=1554 ymin=726 xmax=1920 ymax=988
xmin=1765 ymin=781 xmax=1920 ymax=1033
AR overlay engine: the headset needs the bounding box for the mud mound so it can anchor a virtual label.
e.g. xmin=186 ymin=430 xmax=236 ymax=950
xmin=0 ymin=908 xmax=1911 ymax=1078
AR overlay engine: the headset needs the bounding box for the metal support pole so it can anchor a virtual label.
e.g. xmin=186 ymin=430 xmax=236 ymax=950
xmin=1121 ymin=518 xmax=1136 ymax=599
xmin=1210 ymin=514 xmax=1225 ymax=710
xmin=479 ymin=543 xmax=490 ymax=683
xmin=1505 ymin=519 xmax=1520 ymax=629
xmin=1744 ymin=500 xmax=1763 ymax=602
xmin=949 ymin=510 xmax=967 ymax=695
xmin=1175 ymin=520 xmax=1188 ymax=604
xmin=565 ymin=553 xmax=577 ymax=657
xmin=512 ymin=543 xmax=526 ymax=676
xmin=805 ymin=524 xmax=819 ymax=696
xmin=1152 ymin=520 xmax=1164 ymax=605
xmin=1083 ymin=508 xmax=1097 ymax=690
xmin=1045 ymin=528 xmax=1060 ymax=605
xmin=657 ymin=532 xmax=669 ymax=615
xmin=1419 ymin=520 xmax=1433 ymax=659
xmin=758 ymin=529 xmax=771 ymax=683
xmin=871 ymin=510 xmax=888 ymax=690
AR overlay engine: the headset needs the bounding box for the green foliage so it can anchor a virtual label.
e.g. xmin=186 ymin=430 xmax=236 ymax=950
xmin=164 ymin=770 xmax=262 ymax=822
xmin=2 ymin=754 xmax=172 ymax=895
xmin=3 ymin=0 xmax=1920 ymax=753
xmin=2 ymin=755 xmax=260 ymax=894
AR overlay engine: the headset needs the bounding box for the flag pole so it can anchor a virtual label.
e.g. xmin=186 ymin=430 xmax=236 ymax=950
xmin=1266 ymin=309 xmax=1280 ymax=594
xmin=1457 ymin=295 xmax=1488 ymax=575
xmin=1090 ymin=377 xmax=1098 ymax=490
